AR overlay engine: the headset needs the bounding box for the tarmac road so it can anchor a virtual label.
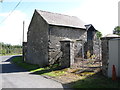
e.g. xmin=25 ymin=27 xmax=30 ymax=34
xmin=1 ymin=55 xmax=64 ymax=89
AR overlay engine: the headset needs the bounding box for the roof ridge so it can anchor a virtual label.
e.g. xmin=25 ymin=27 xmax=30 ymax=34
xmin=36 ymin=9 xmax=77 ymax=18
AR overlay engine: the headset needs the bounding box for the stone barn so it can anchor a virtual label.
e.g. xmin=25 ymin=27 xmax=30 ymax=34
xmin=25 ymin=9 xmax=97 ymax=67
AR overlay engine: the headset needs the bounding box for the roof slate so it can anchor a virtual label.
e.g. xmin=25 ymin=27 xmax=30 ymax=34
xmin=36 ymin=10 xmax=86 ymax=29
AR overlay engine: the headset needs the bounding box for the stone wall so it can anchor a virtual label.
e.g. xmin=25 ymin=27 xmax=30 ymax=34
xmin=84 ymin=41 xmax=94 ymax=58
xmin=60 ymin=40 xmax=74 ymax=68
xmin=48 ymin=25 xmax=86 ymax=65
xmin=101 ymin=37 xmax=120 ymax=76
xmin=93 ymin=39 xmax=101 ymax=59
xmin=74 ymin=40 xmax=83 ymax=58
xmin=84 ymin=31 xmax=101 ymax=59
xmin=26 ymin=10 xmax=49 ymax=67
xmin=101 ymin=39 xmax=109 ymax=76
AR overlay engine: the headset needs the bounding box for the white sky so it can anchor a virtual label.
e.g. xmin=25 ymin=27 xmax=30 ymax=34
xmin=0 ymin=0 xmax=119 ymax=45
xmin=64 ymin=0 xmax=119 ymax=35
xmin=0 ymin=10 xmax=27 ymax=45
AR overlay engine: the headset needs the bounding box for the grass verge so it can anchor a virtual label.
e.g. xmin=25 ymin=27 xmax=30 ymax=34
xmin=11 ymin=56 xmax=66 ymax=77
xmin=70 ymin=72 xmax=120 ymax=88
xmin=11 ymin=56 xmax=39 ymax=70
xmin=0 ymin=53 xmax=22 ymax=56
xmin=11 ymin=56 xmax=120 ymax=88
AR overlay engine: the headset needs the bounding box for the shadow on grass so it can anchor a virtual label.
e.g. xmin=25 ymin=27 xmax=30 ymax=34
xmin=30 ymin=65 xmax=63 ymax=75
xmin=10 ymin=55 xmax=64 ymax=75
xmin=62 ymin=71 xmax=120 ymax=89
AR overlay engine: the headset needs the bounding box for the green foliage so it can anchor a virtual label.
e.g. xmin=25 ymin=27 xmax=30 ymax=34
xmin=44 ymin=70 xmax=66 ymax=77
xmin=0 ymin=0 xmax=3 ymax=3
xmin=0 ymin=42 xmax=22 ymax=55
xmin=86 ymin=50 xmax=91 ymax=59
xmin=96 ymin=31 xmax=102 ymax=39
xmin=91 ymin=54 xmax=96 ymax=59
xmin=113 ymin=26 xmax=120 ymax=35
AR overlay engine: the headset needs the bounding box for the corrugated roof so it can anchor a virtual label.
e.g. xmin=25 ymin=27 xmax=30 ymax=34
xmin=36 ymin=10 xmax=86 ymax=29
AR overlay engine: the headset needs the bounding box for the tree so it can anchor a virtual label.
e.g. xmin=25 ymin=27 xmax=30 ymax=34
xmin=113 ymin=26 xmax=120 ymax=35
xmin=96 ymin=31 xmax=102 ymax=39
xmin=0 ymin=42 xmax=22 ymax=55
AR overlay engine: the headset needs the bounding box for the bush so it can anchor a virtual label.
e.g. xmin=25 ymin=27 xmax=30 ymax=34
xmin=86 ymin=50 xmax=91 ymax=59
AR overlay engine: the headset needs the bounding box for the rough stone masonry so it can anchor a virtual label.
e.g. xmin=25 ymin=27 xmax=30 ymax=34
xmin=23 ymin=9 xmax=97 ymax=67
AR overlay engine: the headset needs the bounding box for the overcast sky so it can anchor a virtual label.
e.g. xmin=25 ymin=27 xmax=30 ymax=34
xmin=0 ymin=0 xmax=119 ymax=45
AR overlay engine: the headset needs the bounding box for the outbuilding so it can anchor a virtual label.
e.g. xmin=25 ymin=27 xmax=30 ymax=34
xmin=25 ymin=9 xmax=97 ymax=67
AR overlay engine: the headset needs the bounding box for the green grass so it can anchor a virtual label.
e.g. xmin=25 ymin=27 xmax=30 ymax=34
xmin=71 ymin=72 xmax=120 ymax=88
xmin=11 ymin=56 xmax=66 ymax=77
xmin=0 ymin=53 xmax=22 ymax=56
xmin=43 ymin=70 xmax=67 ymax=77
xmin=11 ymin=56 xmax=39 ymax=70
xmin=11 ymin=56 xmax=120 ymax=88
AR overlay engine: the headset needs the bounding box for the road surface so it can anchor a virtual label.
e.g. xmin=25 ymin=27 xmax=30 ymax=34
xmin=1 ymin=55 xmax=64 ymax=88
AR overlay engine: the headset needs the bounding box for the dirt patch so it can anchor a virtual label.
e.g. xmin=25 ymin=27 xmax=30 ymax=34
xmin=47 ymin=68 xmax=101 ymax=84
xmin=54 ymin=73 xmax=83 ymax=84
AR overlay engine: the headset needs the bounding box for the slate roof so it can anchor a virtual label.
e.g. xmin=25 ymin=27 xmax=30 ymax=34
xmin=104 ymin=34 xmax=120 ymax=37
xmin=36 ymin=10 xmax=86 ymax=29
xmin=101 ymin=34 xmax=120 ymax=40
xmin=85 ymin=24 xmax=97 ymax=31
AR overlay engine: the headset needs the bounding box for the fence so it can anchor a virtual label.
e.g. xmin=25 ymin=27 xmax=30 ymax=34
xmin=72 ymin=39 xmax=102 ymax=71
xmin=58 ymin=39 xmax=102 ymax=73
